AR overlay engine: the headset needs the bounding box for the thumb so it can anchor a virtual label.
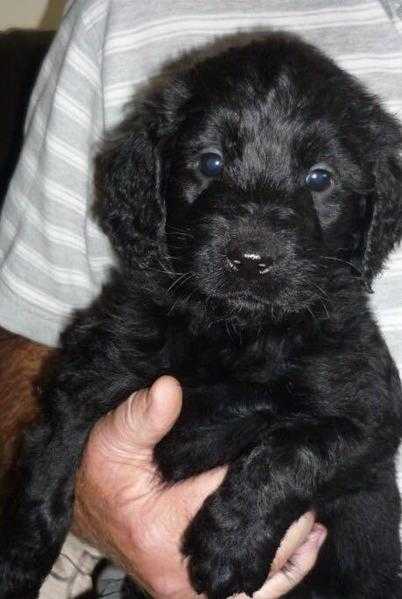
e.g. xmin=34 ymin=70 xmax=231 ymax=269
xmin=106 ymin=375 xmax=183 ymax=454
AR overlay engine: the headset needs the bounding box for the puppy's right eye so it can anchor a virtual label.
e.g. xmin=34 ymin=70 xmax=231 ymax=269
xmin=199 ymin=152 xmax=224 ymax=177
xmin=305 ymin=167 xmax=333 ymax=193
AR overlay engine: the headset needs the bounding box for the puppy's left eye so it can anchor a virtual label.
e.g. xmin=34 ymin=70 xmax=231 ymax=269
xmin=305 ymin=167 xmax=333 ymax=192
xmin=199 ymin=152 xmax=224 ymax=177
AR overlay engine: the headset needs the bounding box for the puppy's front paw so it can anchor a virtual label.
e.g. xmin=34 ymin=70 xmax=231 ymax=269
xmin=183 ymin=498 xmax=277 ymax=599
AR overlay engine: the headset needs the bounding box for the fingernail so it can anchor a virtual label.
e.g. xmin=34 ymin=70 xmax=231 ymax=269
xmin=308 ymin=525 xmax=327 ymax=548
xmin=299 ymin=512 xmax=315 ymax=526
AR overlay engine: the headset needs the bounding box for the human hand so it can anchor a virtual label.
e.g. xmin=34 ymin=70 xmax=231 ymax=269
xmin=73 ymin=375 xmax=326 ymax=598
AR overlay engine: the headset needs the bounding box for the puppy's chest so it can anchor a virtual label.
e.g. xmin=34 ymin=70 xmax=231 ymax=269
xmin=166 ymin=324 xmax=303 ymax=385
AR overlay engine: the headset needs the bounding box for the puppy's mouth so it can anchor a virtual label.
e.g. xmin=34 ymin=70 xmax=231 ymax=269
xmin=194 ymin=260 xmax=295 ymax=310
xmin=190 ymin=250 xmax=327 ymax=316
xmin=221 ymin=289 xmax=273 ymax=310
xmin=206 ymin=278 xmax=326 ymax=318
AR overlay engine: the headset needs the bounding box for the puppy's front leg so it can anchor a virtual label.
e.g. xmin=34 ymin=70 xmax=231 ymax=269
xmin=182 ymin=441 xmax=307 ymax=599
xmin=183 ymin=414 xmax=395 ymax=599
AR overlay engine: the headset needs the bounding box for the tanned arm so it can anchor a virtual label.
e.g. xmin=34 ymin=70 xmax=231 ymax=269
xmin=0 ymin=327 xmax=52 ymax=495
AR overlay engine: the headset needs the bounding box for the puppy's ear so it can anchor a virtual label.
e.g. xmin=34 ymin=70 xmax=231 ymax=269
xmin=95 ymin=114 xmax=166 ymax=269
xmin=361 ymin=115 xmax=402 ymax=287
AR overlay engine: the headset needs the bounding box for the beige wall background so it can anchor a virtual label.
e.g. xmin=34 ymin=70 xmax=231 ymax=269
xmin=0 ymin=0 xmax=65 ymax=31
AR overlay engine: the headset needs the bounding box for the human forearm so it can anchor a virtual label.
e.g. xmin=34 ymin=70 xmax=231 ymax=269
xmin=0 ymin=327 xmax=51 ymax=489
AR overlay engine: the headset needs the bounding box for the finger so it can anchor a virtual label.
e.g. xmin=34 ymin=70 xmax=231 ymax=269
xmin=95 ymin=376 xmax=183 ymax=455
xmin=123 ymin=376 xmax=183 ymax=449
xmin=253 ymin=524 xmax=327 ymax=599
xmin=270 ymin=512 xmax=316 ymax=575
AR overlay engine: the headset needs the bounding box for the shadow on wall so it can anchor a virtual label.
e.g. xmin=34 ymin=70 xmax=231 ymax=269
xmin=39 ymin=0 xmax=66 ymax=30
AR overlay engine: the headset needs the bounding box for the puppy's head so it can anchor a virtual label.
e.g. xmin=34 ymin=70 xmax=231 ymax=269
xmin=97 ymin=32 xmax=402 ymax=317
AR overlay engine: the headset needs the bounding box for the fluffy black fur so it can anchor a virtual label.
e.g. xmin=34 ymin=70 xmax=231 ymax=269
xmin=1 ymin=32 xmax=402 ymax=599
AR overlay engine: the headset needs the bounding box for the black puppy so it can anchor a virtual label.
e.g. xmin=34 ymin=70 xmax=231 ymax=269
xmin=1 ymin=32 xmax=402 ymax=599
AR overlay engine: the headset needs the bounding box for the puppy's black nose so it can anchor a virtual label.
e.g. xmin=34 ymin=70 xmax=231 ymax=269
xmin=226 ymin=250 xmax=273 ymax=279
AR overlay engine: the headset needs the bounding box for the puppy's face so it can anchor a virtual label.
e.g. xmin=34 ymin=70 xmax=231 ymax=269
xmin=98 ymin=34 xmax=402 ymax=318
xmin=164 ymin=46 xmax=368 ymax=314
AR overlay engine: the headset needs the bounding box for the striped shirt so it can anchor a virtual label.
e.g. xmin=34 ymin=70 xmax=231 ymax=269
xmin=1 ymin=0 xmax=402 ymax=375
